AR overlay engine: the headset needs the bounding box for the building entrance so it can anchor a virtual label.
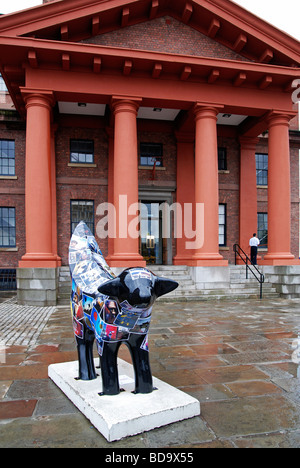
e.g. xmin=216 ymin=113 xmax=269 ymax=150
xmin=140 ymin=201 xmax=163 ymax=265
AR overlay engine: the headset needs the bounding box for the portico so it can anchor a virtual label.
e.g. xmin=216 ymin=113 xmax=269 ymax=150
xmin=0 ymin=0 xmax=299 ymax=304
xmin=15 ymin=82 xmax=297 ymax=269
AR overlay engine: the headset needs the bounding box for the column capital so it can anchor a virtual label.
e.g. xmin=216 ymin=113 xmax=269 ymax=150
xmin=193 ymin=102 xmax=223 ymax=121
xmin=111 ymin=96 xmax=142 ymax=116
xmin=20 ymin=87 xmax=55 ymax=110
xmin=266 ymin=111 xmax=294 ymax=128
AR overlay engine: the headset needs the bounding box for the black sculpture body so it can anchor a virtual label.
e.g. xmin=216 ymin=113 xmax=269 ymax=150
xmin=69 ymin=222 xmax=178 ymax=396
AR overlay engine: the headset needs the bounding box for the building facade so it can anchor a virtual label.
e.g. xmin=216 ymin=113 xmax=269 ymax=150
xmin=0 ymin=0 xmax=299 ymax=304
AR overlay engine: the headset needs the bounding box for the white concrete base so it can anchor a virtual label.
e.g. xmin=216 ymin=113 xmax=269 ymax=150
xmin=48 ymin=358 xmax=200 ymax=442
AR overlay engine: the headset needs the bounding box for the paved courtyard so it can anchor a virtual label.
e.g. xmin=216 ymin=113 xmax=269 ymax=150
xmin=0 ymin=294 xmax=300 ymax=448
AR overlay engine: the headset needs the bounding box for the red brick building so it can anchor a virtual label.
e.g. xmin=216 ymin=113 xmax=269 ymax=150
xmin=0 ymin=0 xmax=299 ymax=304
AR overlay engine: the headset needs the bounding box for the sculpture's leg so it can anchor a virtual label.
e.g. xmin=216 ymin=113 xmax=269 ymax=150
xmin=76 ymin=329 xmax=97 ymax=381
xmin=99 ymin=341 xmax=122 ymax=395
xmin=127 ymin=334 xmax=153 ymax=394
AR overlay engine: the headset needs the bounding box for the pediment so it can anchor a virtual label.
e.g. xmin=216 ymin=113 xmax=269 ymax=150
xmin=0 ymin=0 xmax=299 ymax=67
xmin=80 ymin=16 xmax=251 ymax=63
xmin=0 ymin=0 xmax=299 ymax=119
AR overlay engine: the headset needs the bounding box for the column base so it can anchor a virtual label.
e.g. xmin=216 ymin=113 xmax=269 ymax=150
xmin=107 ymin=253 xmax=146 ymax=268
xmin=260 ymin=258 xmax=300 ymax=266
xmin=189 ymin=259 xmax=228 ymax=267
xmin=19 ymin=253 xmax=61 ymax=268
xmin=17 ymin=267 xmax=58 ymax=306
xmin=173 ymin=255 xmax=195 ymax=266
xmin=190 ymin=253 xmax=228 ymax=267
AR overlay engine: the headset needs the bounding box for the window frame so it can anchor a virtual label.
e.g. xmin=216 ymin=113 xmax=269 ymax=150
xmin=139 ymin=142 xmax=163 ymax=167
xmin=70 ymin=200 xmax=95 ymax=236
xmin=219 ymin=203 xmax=227 ymax=247
xmin=0 ymin=139 xmax=15 ymax=176
xmin=256 ymin=153 xmax=268 ymax=186
xmin=257 ymin=212 xmax=268 ymax=248
xmin=218 ymin=147 xmax=227 ymax=171
xmin=70 ymin=139 xmax=94 ymax=164
xmin=0 ymin=207 xmax=16 ymax=248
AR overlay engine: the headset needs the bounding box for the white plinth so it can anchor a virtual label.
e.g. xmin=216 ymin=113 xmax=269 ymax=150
xmin=48 ymin=358 xmax=200 ymax=442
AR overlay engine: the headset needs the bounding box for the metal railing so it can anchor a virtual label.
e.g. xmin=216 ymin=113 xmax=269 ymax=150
xmin=0 ymin=269 xmax=17 ymax=291
xmin=233 ymin=244 xmax=264 ymax=299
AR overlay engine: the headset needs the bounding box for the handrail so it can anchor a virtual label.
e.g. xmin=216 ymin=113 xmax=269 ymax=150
xmin=233 ymin=244 xmax=265 ymax=299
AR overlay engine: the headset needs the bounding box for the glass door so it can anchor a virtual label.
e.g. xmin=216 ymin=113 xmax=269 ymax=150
xmin=140 ymin=202 xmax=163 ymax=265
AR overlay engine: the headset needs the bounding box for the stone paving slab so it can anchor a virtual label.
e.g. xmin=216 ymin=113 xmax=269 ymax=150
xmin=0 ymin=296 xmax=56 ymax=347
xmin=0 ymin=296 xmax=300 ymax=448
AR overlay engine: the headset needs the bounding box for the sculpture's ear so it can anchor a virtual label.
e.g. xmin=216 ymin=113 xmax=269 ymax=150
xmin=98 ymin=277 xmax=122 ymax=297
xmin=154 ymin=277 xmax=178 ymax=298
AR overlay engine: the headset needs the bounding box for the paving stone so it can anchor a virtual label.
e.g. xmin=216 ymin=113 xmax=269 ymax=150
xmin=0 ymin=400 xmax=37 ymax=420
xmin=5 ymin=379 xmax=63 ymax=400
xmin=201 ymin=395 xmax=300 ymax=438
xmin=35 ymin=397 xmax=79 ymax=416
xmin=1 ymin=296 xmax=300 ymax=447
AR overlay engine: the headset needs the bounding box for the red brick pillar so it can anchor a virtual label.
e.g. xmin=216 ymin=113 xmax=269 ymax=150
xmin=192 ymin=104 xmax=227 ymax=266
xmin=19 ymin=90 xmax=59 ymax=268
xmin=108 ymin=97 xmax=145 ymax=267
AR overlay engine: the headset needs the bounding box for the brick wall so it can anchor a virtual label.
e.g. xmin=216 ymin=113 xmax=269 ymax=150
xmin=138 ymin=130 xmax=177 ymax=184
xmin=55 ymin=125 xmax=109 ymax=264
xmin=0 ymin=121 xmax=26 ymax=267
xmin=218 ymin=136 xmax=240 ymax=263
xmin=82 ymin=16 xmax=251 ymax=62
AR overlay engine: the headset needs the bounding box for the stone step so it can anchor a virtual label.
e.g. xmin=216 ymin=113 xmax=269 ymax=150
xmin=157 ymin=291 xmax=279 ymax=302
xmin=57 ymin=264 xmax=279 ymax=305
xmin=167 ymin=286 xmax=277 ymax=297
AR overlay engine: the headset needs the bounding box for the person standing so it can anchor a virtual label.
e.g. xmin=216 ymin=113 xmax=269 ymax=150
xmin=249 ymin=233 xmax=260 ymax=265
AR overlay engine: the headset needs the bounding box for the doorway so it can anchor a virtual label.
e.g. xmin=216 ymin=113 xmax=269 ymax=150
xmin=140 ymin=201 xmax=163 ymax=265
xmin=139 ymin=188 xmax=175 ymax=265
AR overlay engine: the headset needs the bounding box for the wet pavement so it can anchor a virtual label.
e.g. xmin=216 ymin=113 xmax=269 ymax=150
xmin=1 ymin=295 xmax=300 ymax=448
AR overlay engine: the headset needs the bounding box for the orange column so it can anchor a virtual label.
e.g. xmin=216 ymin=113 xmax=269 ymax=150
xmin=173 ymin=133 xmax=195 ymax=265
xmin=262 ymin=113 xmax=298 ymax=265
xmin=239 ymin=137 xmax=259 ymax=259
xmin=192 ymin=104 xmax=227 ymax=266
xmin=50 ymin=124 xmax=61 ymax=266
xmin=105 ymin=127 xmax=115 ymax=261
xmin=108 ymin=97 xmax=145 ymax=267
xmin=19 ymin=91 xmax=59 ymax=268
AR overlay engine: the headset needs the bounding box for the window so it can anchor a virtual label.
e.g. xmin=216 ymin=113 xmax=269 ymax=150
xmin=71 ymin=200 xmax=94 ymax=235
xmin=218 ymin=147 xmax=227 ymax=171
xmin=219 ymin=204 xmax=226 ymax=246
xmin=140 ymin=143 xmax=163 ymax=167
xmin=256 ymin=153 xmax=268 ymax=186
xmin=0 ymin=75 xmax=7 ymax=92
xmin=257 ymin=212 xmax=268 ymax=248
xmin=0 ymin=140 xmax=15 ymax=176
xmin=70 ymin=139 xmax=94 ymax=164
xmin=0 ymin=207 xmax=16 ymax=247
